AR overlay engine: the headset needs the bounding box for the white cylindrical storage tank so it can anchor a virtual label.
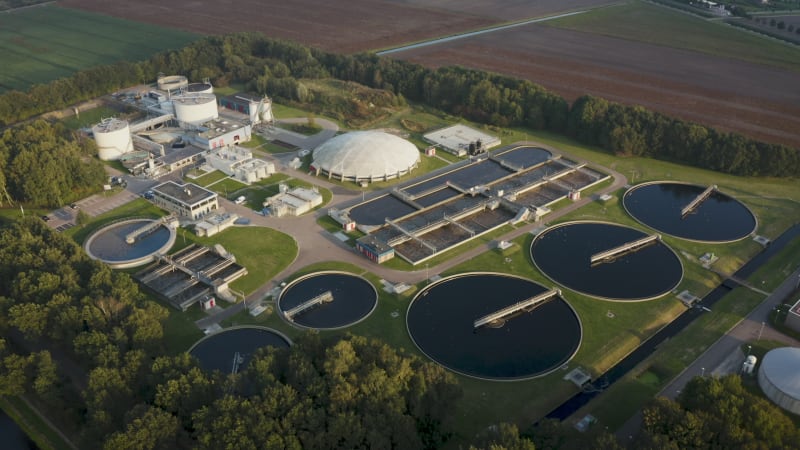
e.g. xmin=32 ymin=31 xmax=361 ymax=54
xmin=157 ymin=75 xmax=188 ymax=92
xmin=187 ymin=82 xmax=214 ymax=94
xmin=758 ymin=347 xmax=800 ymax=415
xmin=173 ymin=94 xmax=218 ymax=126
xmin=93 ymin=118 xmax=133 ymax=161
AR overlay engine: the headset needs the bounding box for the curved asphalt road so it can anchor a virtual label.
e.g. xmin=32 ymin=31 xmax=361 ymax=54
xmin=195 ymin=140 xmax=628 ymax=328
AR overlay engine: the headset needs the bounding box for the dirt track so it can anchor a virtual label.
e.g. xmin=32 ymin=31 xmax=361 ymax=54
xmin=58 ymin=0 xmax=800 ymax=148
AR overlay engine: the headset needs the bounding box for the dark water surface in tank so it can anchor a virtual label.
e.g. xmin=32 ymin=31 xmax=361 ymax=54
xmin=531 ymin=222 xmax=682 ymax=300
xmin=348 ymin=195 xmax=416 ymax=225
xmin=623 ymin=182 xmax=756 ymax=241
xmin=87 ymin=220 xmax=171 ymax=262
xmin=189 ymin=327 xmax=290 ymax=373
xmin=407 ymin=274 xmax=581 ymax=380
xmin=0 ymin=410 xmax=36 ymax=450
xmin=279 ymin=273 xmax=377 ymax=329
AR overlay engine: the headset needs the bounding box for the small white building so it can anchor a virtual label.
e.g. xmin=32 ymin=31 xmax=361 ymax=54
xmin=151 ymin=181 xmax=218 ymax=220
xmin=423 ymin=124 xmax=500 ymax=157
xmin=204 ymin=146 xmax=275 ymax=183
xmin=266 ymin=186 xmax=323 ymax=217
xmin=194 ymin=212 xmax=239 ymax=237
xmin=194 ymin=118 xmax=252 ymax=150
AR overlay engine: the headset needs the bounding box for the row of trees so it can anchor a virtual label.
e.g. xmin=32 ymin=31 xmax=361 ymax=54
xmin=0 ymin=120 xmax=106 ymax=207
xmin=1 ymin=33 xmax=797 ymax=178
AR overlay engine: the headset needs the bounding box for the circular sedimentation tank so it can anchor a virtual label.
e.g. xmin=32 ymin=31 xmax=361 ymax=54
xmin=623 ymin=181 xmax=757 ymax=242
xmin=278 ymin=271 xmax=378 ymax=329
xmin=189 ymin=326 xmax=291 ymax=374
xmin=406 ymin=273 xmax=582 ymax=381
xmin=530 ymin=221 xmax=683 ymax=301
xmin=84 ymin=218 xmax=176 ymax=269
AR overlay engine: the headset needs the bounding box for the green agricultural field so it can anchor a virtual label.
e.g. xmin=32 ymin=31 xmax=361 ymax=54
xmin=546 ymin=1 xmax=800 ymax=72
xmin=0 ymin=5 xmax=198 ymax=92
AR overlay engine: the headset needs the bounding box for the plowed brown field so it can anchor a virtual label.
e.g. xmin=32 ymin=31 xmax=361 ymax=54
xmin=59 ymin=0 xmax=800 ymax=147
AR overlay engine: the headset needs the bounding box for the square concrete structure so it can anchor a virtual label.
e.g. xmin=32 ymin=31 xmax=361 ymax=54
xmin=266 ymin=186 xmax=323 ymax=217
xmin=151 ymin=181 xmax=218 ymax=220
xmin=423 ymin=124 xmax=500 ymax=156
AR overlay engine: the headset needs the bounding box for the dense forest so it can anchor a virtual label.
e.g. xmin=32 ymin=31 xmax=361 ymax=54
xmin=0 ymin=120 xmax=106 ymax=208
xmin=635 ymin=375 xmax=800 ymax=449
xmin=0 ymin=32 xmax=797 ymax=179
xmin=0 ymin=220 xmax=467 ymax=448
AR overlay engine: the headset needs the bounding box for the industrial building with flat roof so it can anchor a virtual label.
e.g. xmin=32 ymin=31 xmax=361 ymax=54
xmin=423 ymin=124 xmax=500 ymax=156
xmin=785 ymin=298 xmax=800 ymax=333
xmin=151 ymin=181 xmax=218 ymax=220
xmin=204 ymin=146 xmax=275 ymax=183
xmin=265 ymin=186 xmax=323 ymax=217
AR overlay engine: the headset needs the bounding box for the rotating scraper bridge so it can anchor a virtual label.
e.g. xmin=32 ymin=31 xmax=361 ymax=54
xmin=349 ymin=145 xmax=610 ymax=265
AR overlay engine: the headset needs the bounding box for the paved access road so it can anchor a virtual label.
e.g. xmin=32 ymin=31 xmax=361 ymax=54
xmin=616 ymin=264 xmax=800 ymax=442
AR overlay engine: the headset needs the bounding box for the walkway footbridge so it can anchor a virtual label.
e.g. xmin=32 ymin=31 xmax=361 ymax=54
xmin=474 ymin=288 xmax=560 ymax=329
xmin=284 ymin=290 xmax=334 ymax=321
xmin=590 ymin=234 xmax=661 ymax=265
xmin=124 ymin=215 xmax=174 ymax=244
xmin=681 ymin=185 xmax=717 ymax=217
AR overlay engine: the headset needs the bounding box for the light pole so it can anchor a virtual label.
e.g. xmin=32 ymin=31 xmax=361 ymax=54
xmin=701 ymin=367 xmax=705 ymax=377
xmin=425 ymin=263 xmax=429 ymax=284
xmin=746 ymin=345 xmax=752 ymax=357
xmin=758 ymin=321 xmax=765 ymax=341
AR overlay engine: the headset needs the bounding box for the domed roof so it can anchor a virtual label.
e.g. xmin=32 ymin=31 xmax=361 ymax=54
xmin=760 ymin=347 xmax=800 ymax=399
xmin=312 ymin=131 xmax=419 ymax=180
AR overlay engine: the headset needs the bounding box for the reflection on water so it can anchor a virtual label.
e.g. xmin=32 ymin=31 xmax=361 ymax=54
xmin=531 ymin=222 xmax=683 ymax=300
xmin=189 ymin=328 xmax=290 ymax=373
xmin=279 ymin=273 xmax=377 ymax=329
xmin=0 ymin=409 xmax=36 ymax=450
xmin=624 ymin=182 xmax=756 ymax=241
xmin=87 ymin=220 xmax=171 ymax=262
xmin=407 ymin=274 xmax=581 ymax=380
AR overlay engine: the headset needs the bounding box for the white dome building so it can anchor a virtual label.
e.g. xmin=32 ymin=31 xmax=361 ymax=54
xmin=311 ymin=131 xmax=419 ymax=183
xmin=758 ymin=347 xmax=800 ymax=415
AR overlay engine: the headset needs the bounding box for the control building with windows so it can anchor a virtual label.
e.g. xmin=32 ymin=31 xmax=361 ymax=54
xmin=151 ymin=181 xmax=218 ymax=220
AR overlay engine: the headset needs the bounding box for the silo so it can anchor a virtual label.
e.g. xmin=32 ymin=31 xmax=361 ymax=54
xmin=758 ymin=347 xmax=800 ymax=415
xmin=93 ymin=118 xmax=133 ymax=161
xmin=173 ymin=94 xmax=218 ymax=126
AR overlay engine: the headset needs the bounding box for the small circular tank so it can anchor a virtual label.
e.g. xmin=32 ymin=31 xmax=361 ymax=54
xmin=186 ymin=82 xmax=214 ymax=94
xmin=93 ymin=118 xmax=133 ymax=161
xmin=157 ymin=75 xmax=188 ymax=92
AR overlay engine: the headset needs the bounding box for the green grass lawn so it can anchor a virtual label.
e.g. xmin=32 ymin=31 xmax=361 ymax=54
xmin=59 ymin=106 xmax=120 ymax=130
xmin=66 ymin=198 xmax=166 ymax=244
xmin=0 ymin=5 xmax=198 ymax=92
xmin=188 ymin=170 xmax=229 ymax=187
xmin=545 ymin=1 xmax=800 ymax=72
xmin=182 ymin=226 xmax=298 ymax=296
